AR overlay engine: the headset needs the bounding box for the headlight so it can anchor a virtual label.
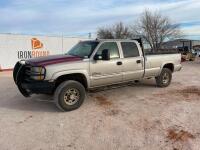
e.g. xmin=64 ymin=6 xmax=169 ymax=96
xmin=30 ymin=66 xmax=46 ymax=80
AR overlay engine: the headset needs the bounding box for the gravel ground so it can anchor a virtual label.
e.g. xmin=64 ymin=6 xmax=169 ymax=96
xmin=0 ymin=58 xmax=200 ymax=150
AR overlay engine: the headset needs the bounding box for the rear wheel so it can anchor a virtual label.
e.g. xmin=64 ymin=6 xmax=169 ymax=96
xmin=54 ymin=80 xmax=86 ymax=111
xmin=155 ymin=68 xmax=172 ymax=87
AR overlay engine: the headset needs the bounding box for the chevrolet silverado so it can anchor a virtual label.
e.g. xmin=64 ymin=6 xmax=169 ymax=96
xmin=13 ymin=39 xmax=182 ymax=111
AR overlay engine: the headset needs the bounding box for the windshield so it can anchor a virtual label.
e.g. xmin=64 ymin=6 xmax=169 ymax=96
xmin=66 ymin=41 xmax=99 ymax=58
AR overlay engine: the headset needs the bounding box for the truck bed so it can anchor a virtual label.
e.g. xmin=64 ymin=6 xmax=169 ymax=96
xmin=145 ymin=49 xmax=179 ymax=55
xmin=144 ymin=53 xmax=182 ymax=77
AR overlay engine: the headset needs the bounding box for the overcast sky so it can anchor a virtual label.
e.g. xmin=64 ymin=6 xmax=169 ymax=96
xmin=0 ymin=0 xmax=200 ymax=39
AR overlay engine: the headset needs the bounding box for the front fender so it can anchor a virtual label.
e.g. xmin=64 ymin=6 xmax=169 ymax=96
xmin=50 ymin=70 xmax=90 ymax=87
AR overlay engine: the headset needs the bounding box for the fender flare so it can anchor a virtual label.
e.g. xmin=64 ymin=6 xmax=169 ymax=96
xmin=51 ymin=70 xmax=90 ymax=87
xmin=159 ymin=62 xmax=174 ymax=74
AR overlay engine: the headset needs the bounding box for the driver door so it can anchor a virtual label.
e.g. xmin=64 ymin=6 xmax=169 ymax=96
xmin=90 ymin=42 xmax=123 ymax=87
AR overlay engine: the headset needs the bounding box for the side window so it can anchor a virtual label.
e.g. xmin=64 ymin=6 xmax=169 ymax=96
xmin=121 ymin=42 xmax=140 ymax=58
xmin=96 ymin=42 xmax=120 ymax=59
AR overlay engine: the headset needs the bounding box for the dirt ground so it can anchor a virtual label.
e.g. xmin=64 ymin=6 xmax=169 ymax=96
xmin=0 ymin=58 xmax=200 ymax=150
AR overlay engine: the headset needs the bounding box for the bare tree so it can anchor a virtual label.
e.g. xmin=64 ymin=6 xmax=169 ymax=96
xmin=97 ymin=22 xmax=132 ymax=39
xmin=132 ymin=10 xmax=181 ymax=52
xmin=97 ymin=28 xmax=114 ymax=39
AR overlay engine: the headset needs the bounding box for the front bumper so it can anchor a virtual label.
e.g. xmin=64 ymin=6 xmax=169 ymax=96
xmin=13 ymin=61 xmax=55 ymax=97
xmin=21 ymin=81 xmax=55 ymax=94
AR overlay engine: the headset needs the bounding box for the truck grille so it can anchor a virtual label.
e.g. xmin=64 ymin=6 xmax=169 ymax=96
xmin=24 ymin=65 xmax=32 ymax=82
xmin=13 ymin=62 xmax=34 ymax=84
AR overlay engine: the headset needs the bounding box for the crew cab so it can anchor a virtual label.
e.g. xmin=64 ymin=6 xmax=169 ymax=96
xmin=13 ymin=39 xmax=182 ymax=111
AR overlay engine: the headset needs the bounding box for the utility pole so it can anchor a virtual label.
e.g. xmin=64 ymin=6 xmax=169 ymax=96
xmin=88 ymin=33 xmax=92 ymax=39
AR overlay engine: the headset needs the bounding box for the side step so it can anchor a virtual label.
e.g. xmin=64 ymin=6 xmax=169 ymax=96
xmin=89 ymin=81 xmax=140 ymax=93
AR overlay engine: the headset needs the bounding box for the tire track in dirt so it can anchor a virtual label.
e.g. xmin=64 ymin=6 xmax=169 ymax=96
xmin=153 ymin=86 xmax=200 ymax=101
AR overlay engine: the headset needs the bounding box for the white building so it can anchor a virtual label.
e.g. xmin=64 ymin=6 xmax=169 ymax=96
xmin=0 ymin=34 xmax=87 ymax=70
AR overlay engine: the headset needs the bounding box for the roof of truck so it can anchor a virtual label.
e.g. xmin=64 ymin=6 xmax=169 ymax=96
xmin=81 ymin=39 xmax=144 ymax=50
xmin=82 ymin=39 xmax=140 ymax=43
xmin=96 ymin=39 xmax=138 ymax=42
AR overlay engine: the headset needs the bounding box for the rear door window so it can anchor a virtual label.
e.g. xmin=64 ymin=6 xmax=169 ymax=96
xmin=121 ymin=42 xmax=140 ymax=58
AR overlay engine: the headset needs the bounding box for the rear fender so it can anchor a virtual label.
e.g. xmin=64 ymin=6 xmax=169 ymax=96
xmin=159 ymin=62 xmax=174 ymax=74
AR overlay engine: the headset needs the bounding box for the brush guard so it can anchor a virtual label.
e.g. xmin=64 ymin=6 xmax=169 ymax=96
xmin=13 ymin=61 xmax=31 ymax=97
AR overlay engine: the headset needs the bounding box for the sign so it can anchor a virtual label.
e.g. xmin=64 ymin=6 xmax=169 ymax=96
xmin=17 ymin=38 xmax=50 ymax=59
xmin=0 ymin=34 xmax=87 ymax=70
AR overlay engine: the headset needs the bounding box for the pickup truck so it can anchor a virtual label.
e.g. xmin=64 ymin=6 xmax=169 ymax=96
xmin=13 ymin=39 xmax=182 ymax=111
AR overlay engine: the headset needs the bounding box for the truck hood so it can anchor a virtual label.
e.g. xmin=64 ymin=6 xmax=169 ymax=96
xmin=26 ymin=54 xmax=83 ymax=66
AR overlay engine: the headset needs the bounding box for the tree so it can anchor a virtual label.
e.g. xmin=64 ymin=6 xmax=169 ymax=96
xmin=97 ymin=28 xmax=114 ymax=39
xmin=132 ymin=10 xmax=181 ymax=52
xmin=97 ymin=22 xmax=132 ymax=39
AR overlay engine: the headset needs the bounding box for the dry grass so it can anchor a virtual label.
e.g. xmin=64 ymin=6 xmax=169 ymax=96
xmin=177 ymin=86 xmax=200 ymax=96
xmin=153 ymin=86 xmax=200 ymax=100
xmin=167 ymin=129 xmax=195 ymax=142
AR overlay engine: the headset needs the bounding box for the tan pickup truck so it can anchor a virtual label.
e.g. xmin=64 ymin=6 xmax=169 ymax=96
xmin=13 ymin=39 xmax=182 ymax=111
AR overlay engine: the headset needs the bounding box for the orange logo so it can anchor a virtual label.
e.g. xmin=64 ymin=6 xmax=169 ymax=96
xmin=31 ymin=38 xmax=43 ymax=49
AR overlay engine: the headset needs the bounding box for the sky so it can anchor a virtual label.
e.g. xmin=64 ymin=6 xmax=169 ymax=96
xmin=0 ymin=0 xmax=200 ymax=39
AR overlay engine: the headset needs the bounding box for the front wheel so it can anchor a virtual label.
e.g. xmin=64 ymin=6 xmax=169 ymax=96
xmin=155 ymin=68 xmax=172 ymax=87
xmin=54 ymin=80 xmax=86 ymax=111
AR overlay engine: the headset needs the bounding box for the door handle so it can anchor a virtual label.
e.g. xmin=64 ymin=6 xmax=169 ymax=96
xmin=136 ymin=60 xmax=141 ymax=64
xmin=117 ymin=61 xmax=122 ymax=65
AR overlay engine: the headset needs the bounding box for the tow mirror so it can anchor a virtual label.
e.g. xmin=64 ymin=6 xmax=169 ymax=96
xmin=94 ymin=49 xmax=110 ymax=61
xmin=94 ymin=54 xmax=101 ymax=60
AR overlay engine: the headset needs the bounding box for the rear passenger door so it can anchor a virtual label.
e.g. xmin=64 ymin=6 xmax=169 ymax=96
xmin=121 ymin=42 xmax=144 ymax=81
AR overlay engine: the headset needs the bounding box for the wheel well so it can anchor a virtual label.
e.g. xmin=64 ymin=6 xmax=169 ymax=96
xmin=55 ymin=73 xmax=88 ymax=90
xmin=163 ymin=63 xmax=174 ymax=72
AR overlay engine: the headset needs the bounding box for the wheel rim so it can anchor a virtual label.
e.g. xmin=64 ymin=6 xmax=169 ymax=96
xmin=162 ymin=72 xmax=169 ymax=84
xmin=64 ymin=88 xmax=80 ymax=105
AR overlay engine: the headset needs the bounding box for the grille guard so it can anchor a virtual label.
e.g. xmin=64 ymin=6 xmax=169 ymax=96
xmin=13 ymin=61 xmax=31 ymax=97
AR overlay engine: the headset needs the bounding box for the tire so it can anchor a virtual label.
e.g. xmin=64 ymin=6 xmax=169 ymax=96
xmin=155 ymin=68 xmax=172 ymax=87
xmin=54 ymin=80 xmax=86 ymax=111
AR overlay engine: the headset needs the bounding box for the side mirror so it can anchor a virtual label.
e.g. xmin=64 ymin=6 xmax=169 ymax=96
xmin=93 ymin=54 xmax=101 ymax=60
xmin=102 ymin=49 xmax=110 ymax=60
xmin=93 ymin=49 xmax=110 ymax=61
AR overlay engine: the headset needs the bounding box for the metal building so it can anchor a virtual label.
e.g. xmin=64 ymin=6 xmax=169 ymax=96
xmin=162 ymin=39 xmax=200 ymax=50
